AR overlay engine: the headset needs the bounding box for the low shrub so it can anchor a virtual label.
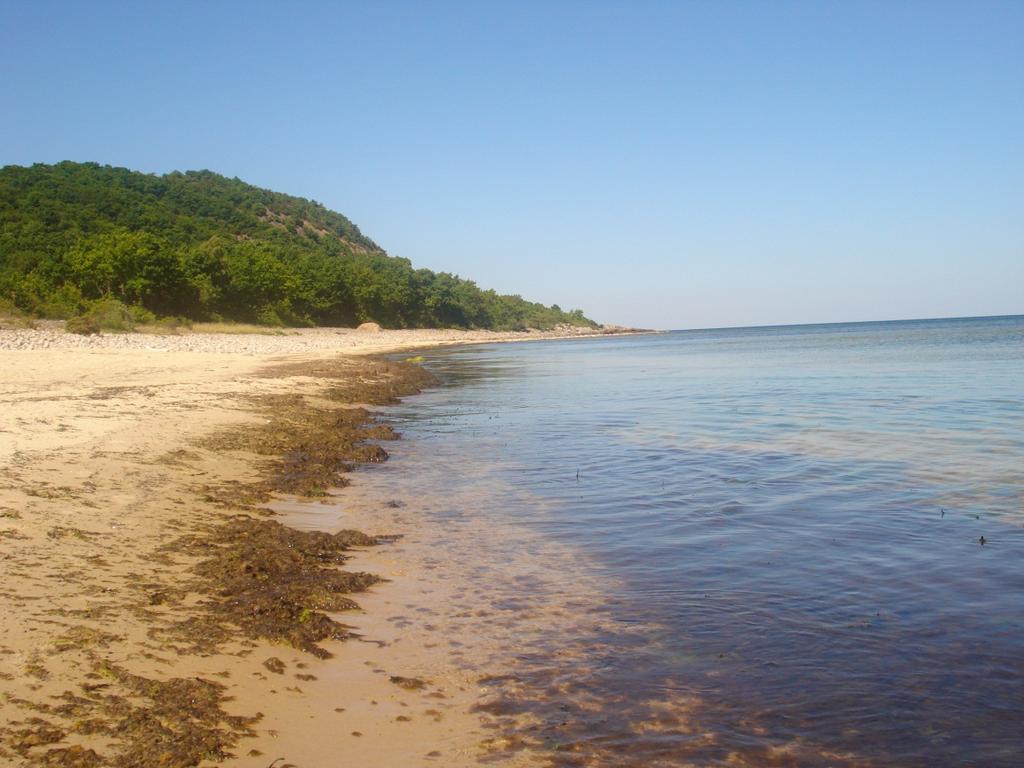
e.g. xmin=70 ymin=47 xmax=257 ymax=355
xmin=66 ymin=298 xmax=149 ymax=334
xmin=37 ymin=284 xmax=87 ymax=319
xmin=128 ymin=304 xmax=157 ymax=325
xmin=66 ymin=315 xmax=101 ymax=335
xmin=84 ymin=298 xmax=135 ymax=332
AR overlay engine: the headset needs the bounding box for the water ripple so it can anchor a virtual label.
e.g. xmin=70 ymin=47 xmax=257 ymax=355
xmin=387 ymin=316 xmax=1024 ymax=766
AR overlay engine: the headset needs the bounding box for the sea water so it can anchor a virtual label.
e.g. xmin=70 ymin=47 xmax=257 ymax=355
xmin=373 ymin=316 xmax=1024 ymax=766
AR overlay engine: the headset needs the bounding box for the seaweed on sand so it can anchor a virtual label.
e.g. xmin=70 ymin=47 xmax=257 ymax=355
xmin=182 ymin=517 xmax=385 ymax=657
xmin=203 ymin=398 xmax=397 ymax=498
xmin=2 ymin=661 xmax=258 ymax=768
xmin=171 ymin=358 xmax=434 ymax=657
xmin=255 ymin=358 xmax=437 ymax=406
xmin=204 ymin=358 xmax=435 ymax=498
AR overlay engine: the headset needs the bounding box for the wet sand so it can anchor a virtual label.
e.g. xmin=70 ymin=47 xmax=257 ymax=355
xmin=0 ymin=325 xmax=651 ymax=767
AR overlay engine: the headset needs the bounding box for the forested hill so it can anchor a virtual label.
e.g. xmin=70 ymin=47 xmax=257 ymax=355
xmin=0 ymin=162 xmax=595 ymax=329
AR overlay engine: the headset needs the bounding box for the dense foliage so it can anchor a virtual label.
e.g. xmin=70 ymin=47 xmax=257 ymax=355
xmin=0 ymin=162 xmax=595 ymax=329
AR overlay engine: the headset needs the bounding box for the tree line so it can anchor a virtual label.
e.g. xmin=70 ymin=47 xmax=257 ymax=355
xmin=0 ymin=162 xmax=595 ymax=330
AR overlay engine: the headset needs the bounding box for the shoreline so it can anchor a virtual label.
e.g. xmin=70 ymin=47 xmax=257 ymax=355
xmin=0 ymin=325 xmax=634 ymax=766
xmin=0 ymin=321 xmax=658 ymax=356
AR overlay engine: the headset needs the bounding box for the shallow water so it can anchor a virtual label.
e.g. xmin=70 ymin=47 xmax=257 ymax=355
xmin=375 ymin=316 xmax=1024 ymax=766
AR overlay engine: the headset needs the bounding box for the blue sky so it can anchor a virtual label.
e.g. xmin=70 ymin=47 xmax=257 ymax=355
xmin=2 ymin=1 xmax=1021 ymax=329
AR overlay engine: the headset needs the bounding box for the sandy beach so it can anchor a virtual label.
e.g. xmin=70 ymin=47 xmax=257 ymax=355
xmin=0 ymin=323 xmax=643 ymax=767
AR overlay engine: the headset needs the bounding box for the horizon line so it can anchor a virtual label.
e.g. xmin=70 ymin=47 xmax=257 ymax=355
xmin=664 ymin=312 xmax=1023 ymax=334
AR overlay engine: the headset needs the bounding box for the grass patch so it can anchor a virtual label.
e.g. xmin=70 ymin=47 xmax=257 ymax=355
xmin=132 ymin=316 xmax=193 ymax=335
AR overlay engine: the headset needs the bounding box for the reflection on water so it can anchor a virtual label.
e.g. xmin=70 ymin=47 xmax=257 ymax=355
xmin=379 ymin=316 xmax=1024 ymax=766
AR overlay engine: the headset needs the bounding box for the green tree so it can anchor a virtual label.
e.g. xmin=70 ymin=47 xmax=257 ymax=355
xmin=0 ymin=161 xmax=598 ymax=329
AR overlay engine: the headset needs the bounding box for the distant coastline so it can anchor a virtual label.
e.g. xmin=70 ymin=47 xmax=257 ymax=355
xmin=669 ymin=312 xmax=1024 ymax=334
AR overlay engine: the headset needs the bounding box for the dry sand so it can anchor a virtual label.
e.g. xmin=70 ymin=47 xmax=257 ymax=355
xmin=0 ymin=325 xmax=641 ymax=767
